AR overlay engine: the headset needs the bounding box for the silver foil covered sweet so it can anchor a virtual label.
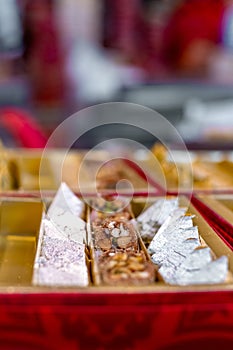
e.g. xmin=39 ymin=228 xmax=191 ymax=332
xmin=147 ymin=203 xmax=228 ymax=286
xmin=33 ymin=184 xmax=89 ymax=287
xmin=136 ymin=198 xmax=179 ymax=243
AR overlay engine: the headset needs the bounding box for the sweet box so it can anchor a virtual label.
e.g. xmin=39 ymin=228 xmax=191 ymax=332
xmin=0 ymin=194 xmax=233 ymax=348
xmin=1 ymin=148 xmax=233 ymax=349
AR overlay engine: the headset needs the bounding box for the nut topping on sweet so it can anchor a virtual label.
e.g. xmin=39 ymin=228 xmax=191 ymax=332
xmin=99 ymin=251 xmax=155 ymax=286
xmin=111 ymin=228 xmax=121 ymax=237
xmin=98 ymin=238 xmax=112 ymax=250
xmin=117 ymin=236 xmax=132 ymax=249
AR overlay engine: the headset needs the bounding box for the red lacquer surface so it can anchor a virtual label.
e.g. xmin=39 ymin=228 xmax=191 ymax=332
xmin=0 ymin=291 xmax=233 ymax=349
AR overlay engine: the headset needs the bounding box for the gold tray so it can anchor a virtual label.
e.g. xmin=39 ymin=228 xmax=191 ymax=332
xmin=0 ymin=195 xmax=233 ymax=294
xmin=0 ymin=198 xmax=43 ymax=286
xmin=4 ymin=149 xmax=151 ymax=194
xmin=141 ymin=148 xmax=233 ymax=192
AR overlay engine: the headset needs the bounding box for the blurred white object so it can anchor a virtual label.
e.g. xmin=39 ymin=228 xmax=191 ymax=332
xmin=0 ymin=0 xmax=22 ymax=55
xmin=67 ymin=41 xmax=122 ymax=103
xmin=178 ymin=98 xmax=233 ymax=141
xmin=208 ymin=48 xmax=233 ymax=83
xmin=56 ymin=0 xmax=102 ymax=50
xmin=66 ymin=41 xmax=144 ymax=104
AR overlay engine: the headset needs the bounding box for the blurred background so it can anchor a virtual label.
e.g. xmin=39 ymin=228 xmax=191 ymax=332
xmin=1 ymin=0 xmax=233 ymax=149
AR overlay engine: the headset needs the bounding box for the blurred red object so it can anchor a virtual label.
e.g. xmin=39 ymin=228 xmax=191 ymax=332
xmin=23 ymin=0 xmax=65 ymax=105
xmin=0 ymin=108 xmax=47 ymax=148
xmin=163 ymin=0 xmax=225 ymax=74
xmin=103 ymin=0 xmax=140 ymax=59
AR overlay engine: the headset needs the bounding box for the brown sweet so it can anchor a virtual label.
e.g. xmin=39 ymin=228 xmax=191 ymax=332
xmin=99 ymin=251 xmax=156 ymax=286
xmin=95 ymin=159 xmax=147 ymax=191
xmin=97 ymin=238 xmax=112 ymax=251
xmin=117 ymin=236 xmax=132 ymax=249
xmin=92 ymin=216 xmax=138 ymax=252
xmin=151 ymin=142 xmax=233 ymax=190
